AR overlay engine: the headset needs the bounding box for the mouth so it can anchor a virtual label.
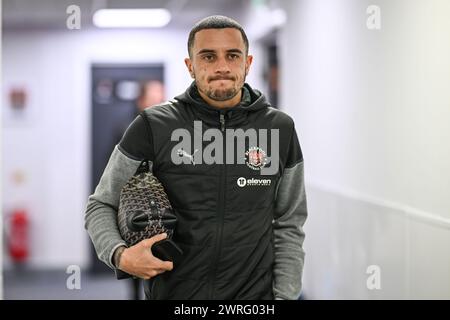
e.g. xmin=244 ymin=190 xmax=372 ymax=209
xmin=210 ymin=78 xmax=234 ymax=82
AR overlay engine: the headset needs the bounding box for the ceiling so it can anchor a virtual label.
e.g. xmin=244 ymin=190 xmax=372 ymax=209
xmin=2 ymin=0 xmax=252 ymax=31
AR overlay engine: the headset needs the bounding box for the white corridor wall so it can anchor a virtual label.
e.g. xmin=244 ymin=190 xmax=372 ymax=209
xmin=279 ymin=0 xmax=450 ymax=299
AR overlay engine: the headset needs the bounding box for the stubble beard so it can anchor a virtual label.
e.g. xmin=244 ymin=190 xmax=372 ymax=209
xmin=206 ymin=86 xmax=239 ymax=101
xmin=196 ymin=73 xmax=246 ymax=102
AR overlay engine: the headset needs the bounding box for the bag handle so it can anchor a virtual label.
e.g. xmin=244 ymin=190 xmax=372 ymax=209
xmin=135 ymin=159 xmax=150 ymax=174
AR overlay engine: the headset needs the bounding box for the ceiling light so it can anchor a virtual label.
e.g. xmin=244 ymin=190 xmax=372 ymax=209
xmin=93 ymin=9 xmax=171 ymax=28
xmin=271 ymin=8 xmax=287 ymax=27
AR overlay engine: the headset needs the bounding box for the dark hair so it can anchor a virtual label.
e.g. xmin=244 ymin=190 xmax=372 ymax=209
xmin=187 ymin=15 xmax=249 ymax=57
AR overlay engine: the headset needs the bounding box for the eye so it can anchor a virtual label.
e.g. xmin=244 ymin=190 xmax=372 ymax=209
xmin=228 ymin=54 xmax=239 ymax=60
xmin=202 ymin=54 xmax=215 ymax=62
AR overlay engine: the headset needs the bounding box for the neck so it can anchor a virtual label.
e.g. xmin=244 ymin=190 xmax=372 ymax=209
xmin=198 ymin=89 xmax=242 ymax=109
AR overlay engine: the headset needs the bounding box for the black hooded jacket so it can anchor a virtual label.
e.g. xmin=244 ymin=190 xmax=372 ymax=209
xmin=85 ymin=82 xmax=307 ymax=300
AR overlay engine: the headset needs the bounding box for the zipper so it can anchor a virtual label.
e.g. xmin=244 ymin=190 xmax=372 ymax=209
xmin=220 ymin=113 xmax=225 ymax=131
xmin=209 ymin=112 xmax=227 ymax=299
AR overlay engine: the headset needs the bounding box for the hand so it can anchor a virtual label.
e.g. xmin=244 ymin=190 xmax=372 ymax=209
xmin=118 ymin=233 xmax=174 ymax=279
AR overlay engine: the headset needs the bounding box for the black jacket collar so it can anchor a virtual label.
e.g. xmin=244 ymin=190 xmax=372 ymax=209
xmin=174 ymin=82 xmax=270 ymax=128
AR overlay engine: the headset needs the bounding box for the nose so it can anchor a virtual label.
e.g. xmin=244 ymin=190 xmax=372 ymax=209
xmin=214 ymin=56 xmax=231 ymax=74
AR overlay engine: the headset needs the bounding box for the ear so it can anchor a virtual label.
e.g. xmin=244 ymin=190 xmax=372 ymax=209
xmin=184 ymin=58 xmax=195 ymax=79
xmin=245 ymin=55 xmax=253 ymax=76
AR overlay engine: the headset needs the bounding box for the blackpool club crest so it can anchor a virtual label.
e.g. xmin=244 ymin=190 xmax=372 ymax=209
xmin=245 ymin=147 xmax=268 ymax=170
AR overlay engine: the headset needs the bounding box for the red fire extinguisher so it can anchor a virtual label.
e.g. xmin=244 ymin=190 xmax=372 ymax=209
xmin=8 ymin=209 xmax=29 ymax=263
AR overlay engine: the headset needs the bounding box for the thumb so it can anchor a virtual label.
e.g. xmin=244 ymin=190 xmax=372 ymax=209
xmin=141 ymin=233 xmax=167 ymax=248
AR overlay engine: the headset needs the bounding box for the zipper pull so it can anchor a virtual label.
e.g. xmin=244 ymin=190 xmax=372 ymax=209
xmin=220 ymin=113 xmax=225 ymax=132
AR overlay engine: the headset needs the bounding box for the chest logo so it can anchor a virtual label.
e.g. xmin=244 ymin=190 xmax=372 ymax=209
xmin=237 ymin=176 xmax=272 ymax=187
xmin=245 ymin=147 xmax=267 ymax=170
xmin=177 ymin=148 xmax=199 ymax=165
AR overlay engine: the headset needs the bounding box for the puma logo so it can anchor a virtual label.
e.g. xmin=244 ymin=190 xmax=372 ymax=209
xmin=177 ymin=148 xmax=199 ymax=165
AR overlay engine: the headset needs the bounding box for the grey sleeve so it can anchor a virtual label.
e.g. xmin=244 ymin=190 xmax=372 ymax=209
xmin=272 ymin=125 xmax=308 ymax=299
xmin=84 ymin=145 xmax=145 ymax=269
xmin=85 ymin=113 xmax=154 ymax=270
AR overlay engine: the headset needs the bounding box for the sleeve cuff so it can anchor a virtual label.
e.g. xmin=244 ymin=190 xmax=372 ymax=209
xmin=108 ymin=242 xmax=127 ymax=270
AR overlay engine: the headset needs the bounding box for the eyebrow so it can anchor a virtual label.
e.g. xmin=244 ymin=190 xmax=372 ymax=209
xmin=197 ymin=48 xmax=244 ymax=55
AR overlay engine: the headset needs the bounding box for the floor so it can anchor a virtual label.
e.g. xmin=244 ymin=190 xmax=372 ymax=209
xmin=3 ymin=269 xmax=142 ymax=300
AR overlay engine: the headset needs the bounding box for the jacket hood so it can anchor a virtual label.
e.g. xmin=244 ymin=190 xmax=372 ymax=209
xmin=175 ymin=81 xmax=270 ymax=113
xmin=174 ymin=81 xmax=270 ymax=128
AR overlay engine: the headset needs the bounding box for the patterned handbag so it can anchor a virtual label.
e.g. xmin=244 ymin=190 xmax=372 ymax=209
xmin=116 ymin=160 xmax=183 ymax=279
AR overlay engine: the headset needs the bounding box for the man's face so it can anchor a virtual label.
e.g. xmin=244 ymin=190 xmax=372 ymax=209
xmin=185 ymin=28 xmax=253 ymax=102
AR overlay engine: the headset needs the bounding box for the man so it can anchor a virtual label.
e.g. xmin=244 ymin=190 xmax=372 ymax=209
xmin=85 ymin=15 xmax=307 ymax=300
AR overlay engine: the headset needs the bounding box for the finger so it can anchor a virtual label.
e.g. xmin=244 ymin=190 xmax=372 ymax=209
xmin=147 ymin=266 xmax=171 ymax=278
xmin=165 ymin=261 xmax=174 ymax=271
xmin=153 ymin=268 xmax=167 ymax=275
xmin=148 ymin=254 xmax=174 ymax=270
xmin=140 ymin=233 xmax=167 ymax=248
xmin=145 ymin=269 xmax=160 ymax=279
